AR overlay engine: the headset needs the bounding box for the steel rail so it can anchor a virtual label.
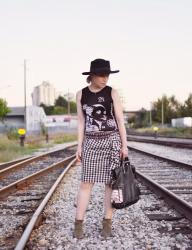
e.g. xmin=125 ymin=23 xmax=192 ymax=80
xmin=128 ymin=145 xmax=192 ymax=170
xmin=128 ymin=145 xmax=192 ymax=221
xmin=136 ymin=170 xmax=192 ymax=222
xmin=0 ymin=142 xmax=77 ymax=176
xmin=126 ymin=130 xmax=192 ymax=140
xmin=0 ymin=156 xmax=32 ymax=170
xmin=127 ymin=135 xmax=192 ymax=149
xmin=0 ymin=154 xmax=76 ymax=199
xmin=15 ymin=157 xmax=77 ymax=250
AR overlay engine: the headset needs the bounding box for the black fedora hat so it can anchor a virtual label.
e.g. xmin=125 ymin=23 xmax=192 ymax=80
xmin=82 ymin=58 xmax=119 ymax=75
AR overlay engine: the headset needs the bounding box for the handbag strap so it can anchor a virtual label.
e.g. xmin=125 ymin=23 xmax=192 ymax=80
xmin=120 ymin=157 xmax=136 ymax=176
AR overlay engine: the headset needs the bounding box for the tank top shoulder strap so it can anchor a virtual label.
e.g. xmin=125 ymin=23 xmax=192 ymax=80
xmin=106 ymin=85 xmax=112 ymax=93
xmin=81 ymin=86 xmax=89 ymax=105
xmin=105 ymin=85 xmax=113 ymax=101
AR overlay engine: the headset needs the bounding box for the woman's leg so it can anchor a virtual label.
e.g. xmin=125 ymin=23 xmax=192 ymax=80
xmin=101 ymin=184 xmax=113 ymax=237
xmin=75 ymin=182 xmax=94 ymax=220
xmin=103 ymin=184 xmax=113 ymax=219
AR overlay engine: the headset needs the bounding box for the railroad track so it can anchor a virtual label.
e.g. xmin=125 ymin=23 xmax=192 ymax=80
xmin=0 ymin=156 xmax=32 ymax=171
xmin=127 ymin=134 xmax=192 ymax=149
xmin=0 ymin=143 xmax=77 ymax=196
xmin=1 ymin=142 xmax=192 ymax=249
xmin=21 ymin=155 xmax=192 ymax=249
xmin=126 ymin=129 xmax=192 ymax=140
xmin=128 ymin=145 xmax=192 ymax=222
xmin=0 ymin=143 xmax=77 ymax=250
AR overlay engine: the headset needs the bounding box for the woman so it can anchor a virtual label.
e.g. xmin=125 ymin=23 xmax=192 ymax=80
xmin=74 ymin=58 xmax=128 ymax=239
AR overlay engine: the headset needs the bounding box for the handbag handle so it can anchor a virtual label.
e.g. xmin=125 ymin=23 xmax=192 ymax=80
xmin=120 ymin=157 xmax=130 ymax=167
xmin=120 ymin=157 xmax=136 ymax=176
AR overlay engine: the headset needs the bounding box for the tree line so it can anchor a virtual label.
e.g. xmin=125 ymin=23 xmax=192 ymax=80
xmin=129 ymin=93 xmax=192 ymax=127
xmin=0 ymin=93 xmax=191 ymax=126
xmin=0 ymin=95 xmax=77 ymax=122
xmin=0 ymin=99 xmax=10 ymax=122
xmin=40 ymin=95 xmax=77 ymax=115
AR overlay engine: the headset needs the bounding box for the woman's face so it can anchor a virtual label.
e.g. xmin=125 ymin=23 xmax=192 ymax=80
xmin=91 ymin=73 xmax=109 ymax=88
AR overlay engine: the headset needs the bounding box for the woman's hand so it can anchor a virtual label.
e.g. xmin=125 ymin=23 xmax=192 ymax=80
xmin=120 ymin=146 xmax=128 ymax=159
xmin=76 ymin=146 xmax=82 ymax=162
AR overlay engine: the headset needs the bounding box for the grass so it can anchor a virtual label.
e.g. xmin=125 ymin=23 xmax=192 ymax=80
xmin=0 ymin=135 xmax=37 ymax=162
xmin=135 ymin=127 xmax=192 ymax=138
xmin=0 ymin=133 xmax=77 ymax=163
xmin=53 ymin=134 xmax=77 ymax=144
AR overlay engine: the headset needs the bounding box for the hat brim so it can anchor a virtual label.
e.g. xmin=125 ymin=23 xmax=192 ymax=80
xmin=82 ymin=70 xmax=119 ymax=75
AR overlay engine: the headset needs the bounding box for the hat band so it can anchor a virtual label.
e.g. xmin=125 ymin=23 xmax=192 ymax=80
xmin=90 ymin=67 xmax=111 ymax=73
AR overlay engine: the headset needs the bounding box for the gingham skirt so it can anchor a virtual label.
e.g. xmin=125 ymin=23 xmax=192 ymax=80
xmin=81 ymin=130 xmax=122 ymax=184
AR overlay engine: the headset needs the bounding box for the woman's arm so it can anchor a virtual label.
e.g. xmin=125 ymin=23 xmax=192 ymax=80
xmin=111 ymin=88 xmax=128 ymax=158
xmin=76 ymin=90 xmax=85 ymax=161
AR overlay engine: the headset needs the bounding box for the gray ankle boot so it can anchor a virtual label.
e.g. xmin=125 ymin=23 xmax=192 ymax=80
xmin=74 ymin=219 xmax=84 ymax=239
xmin=101 ymin=218 xmax=112 ymax=238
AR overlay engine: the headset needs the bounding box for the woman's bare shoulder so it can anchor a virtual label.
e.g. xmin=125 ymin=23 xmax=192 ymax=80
xmin=76 ymin=89 xmax=82 ymax=100
xmin=111 ymin=87 xmax=119 ymax=98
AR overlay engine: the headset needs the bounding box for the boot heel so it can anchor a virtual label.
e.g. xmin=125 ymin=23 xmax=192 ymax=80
xmin=101 ymin=218 xmax=112 ymax=238
xmin=74 ymin=219 xmax=84 ymax=239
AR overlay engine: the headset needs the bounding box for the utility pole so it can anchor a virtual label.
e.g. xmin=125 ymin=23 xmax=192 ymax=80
xmin=161 ymin=95 xmax=164 ymax=126
xmin=150 ymin=109 xmax=152 ymax=126
xmin=24 ymin=59 xmax=27 ymax=129
xmin=149 ymin=102 xmax=152 ymax=126
xmin=67 ymin=89 xmax=70 ymax=115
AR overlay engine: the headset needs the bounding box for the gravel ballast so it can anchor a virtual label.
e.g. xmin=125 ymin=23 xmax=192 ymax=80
xmin=128 ymin=141 xmax=192 ymax=165
xmin=26 ymin=160 xmax=192 ymax=249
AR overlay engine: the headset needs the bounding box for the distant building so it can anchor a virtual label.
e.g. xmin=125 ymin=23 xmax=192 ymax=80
xmin=0 ymin=106 xmax=46 ymax=134
xmin=45 ymin=114 xmax=77 ymax=133
xmin=32 ymin=81 xmax=56 ymax=106
xmin=171 ymin=117 xmax=192 ymax=128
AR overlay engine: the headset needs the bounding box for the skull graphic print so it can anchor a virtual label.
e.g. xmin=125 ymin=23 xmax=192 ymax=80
xmin=83 ymin=102 xmax=117 ymax=132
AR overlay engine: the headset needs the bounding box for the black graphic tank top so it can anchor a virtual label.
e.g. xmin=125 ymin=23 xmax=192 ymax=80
xmin=81 ymin=85 xmax=118 ymax=132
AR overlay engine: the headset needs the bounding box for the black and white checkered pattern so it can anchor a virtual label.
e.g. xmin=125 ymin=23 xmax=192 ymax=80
xmin=81 ymin=131 xmax=122 ymax=184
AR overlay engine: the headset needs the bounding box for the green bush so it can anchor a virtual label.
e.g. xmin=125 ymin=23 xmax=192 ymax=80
xmin=6 ymin=128 xmax=19 ymax=140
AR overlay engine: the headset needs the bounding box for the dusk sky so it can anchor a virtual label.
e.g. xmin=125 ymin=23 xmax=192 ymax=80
xmin=0 ymin=0 xmax=191 ymax=110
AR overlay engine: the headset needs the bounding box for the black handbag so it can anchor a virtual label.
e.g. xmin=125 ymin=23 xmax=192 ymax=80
xmin=111 ymin=157 xmax=140 ymax=209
